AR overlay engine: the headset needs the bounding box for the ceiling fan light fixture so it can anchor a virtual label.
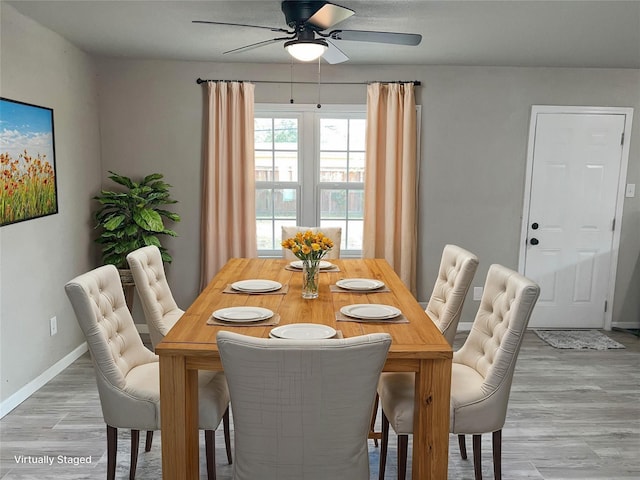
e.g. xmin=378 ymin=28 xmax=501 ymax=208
xmin=284 ymin=39 xmax=328 ymax=62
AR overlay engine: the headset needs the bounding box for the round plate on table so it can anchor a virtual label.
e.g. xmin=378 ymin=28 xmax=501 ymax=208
xmin=340 ymin=304 xmax=401 ymax=320
xmin=269 ymin=323 xmax=337 ymax=339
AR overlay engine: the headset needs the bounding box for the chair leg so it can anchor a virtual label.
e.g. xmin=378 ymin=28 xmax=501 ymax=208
xmin=205 ymin=430 xmax=216 ymax=480
xmin=370 ymin=393 xmax=380 ymax=447
xmin=492 ymin=430 xmax=502 ymax=480
xmin=130 ymin=429 xmax=140 ymax=480
xmin=458 ymin=434 xmax=468 ymax=459
xmin=145 ymin=431 xmax=153 ymax=452
xmin=378 ymin=411 xmax=389 ymax=480
xmin=397 ymin=435 xmax=409 ymax=480
xmin=107 ymin=425 xmax=117 ymax=480
xmin=472 ymin=434 xmax=483 ymax=480
xmin=223 ymin=407 xmax=233 ymax=464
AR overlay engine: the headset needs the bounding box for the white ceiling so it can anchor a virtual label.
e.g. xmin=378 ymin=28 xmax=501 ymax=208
xmin=6 ymin=0 xmax=640 ymax=68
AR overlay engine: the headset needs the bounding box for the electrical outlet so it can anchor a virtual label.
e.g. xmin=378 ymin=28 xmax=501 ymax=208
xmin=50 ymin=316 xmax=57 ymax=336
xmin=473 ymin=287 xmax=483 ymax=301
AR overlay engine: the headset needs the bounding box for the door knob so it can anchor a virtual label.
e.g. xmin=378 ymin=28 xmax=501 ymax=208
xmin=531 ymin=222 xmax=539 ymax=230
xmin=530 ymin=238 xmax=539 ymax=245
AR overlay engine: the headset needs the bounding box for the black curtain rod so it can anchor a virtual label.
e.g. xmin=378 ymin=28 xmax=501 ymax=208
xmin=196 ymin=78 xmax=421 ymax=86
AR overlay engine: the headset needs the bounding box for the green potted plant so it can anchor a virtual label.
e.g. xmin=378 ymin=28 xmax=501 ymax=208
xmin=93 ymin=171 xmax=181 ymax=282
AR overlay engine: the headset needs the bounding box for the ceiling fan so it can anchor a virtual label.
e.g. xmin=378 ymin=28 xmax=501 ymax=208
xmin=193 ymin=0 xmax=422 ymax=64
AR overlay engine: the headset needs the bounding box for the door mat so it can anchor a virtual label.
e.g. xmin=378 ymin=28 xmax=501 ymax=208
xmin=533 ymin=330 xmax=625 ymax=350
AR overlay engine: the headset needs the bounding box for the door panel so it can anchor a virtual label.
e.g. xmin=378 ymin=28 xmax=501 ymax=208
xmin=524 ymin=113 xmax=625 ymax=328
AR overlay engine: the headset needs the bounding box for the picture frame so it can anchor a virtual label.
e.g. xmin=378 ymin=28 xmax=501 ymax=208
xmin=1 ymin=97 xmax=58 ymax=226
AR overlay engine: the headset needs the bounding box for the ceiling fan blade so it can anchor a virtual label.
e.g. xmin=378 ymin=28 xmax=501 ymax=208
xmin=329 ymin=29 xmax=422 ymax=46
xmin=224 ymin=36 xmax=294 ymax=55
xmin=307 ymin=2 xmax=355 ymax=30
xmin=322 ymin=40 xmax=349 ymax=64
xmin=192 ymin=20 xmax=291 ymax=34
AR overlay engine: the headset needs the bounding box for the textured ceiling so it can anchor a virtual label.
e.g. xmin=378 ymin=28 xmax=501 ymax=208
xmin=6 ymin=0 xmax=640 ymax=68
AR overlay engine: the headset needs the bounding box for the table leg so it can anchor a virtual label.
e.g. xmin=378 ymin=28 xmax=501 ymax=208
xmin=160 ymin=355 xmax=200 ymax=479
xmin=412 ymin=358 xmax=452 ymax=479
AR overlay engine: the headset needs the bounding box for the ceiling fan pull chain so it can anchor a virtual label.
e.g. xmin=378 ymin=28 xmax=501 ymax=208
xmin=317 ymin=57 xmax=322 ymax=109
xmin=290 ymin=59 xmax=295 ymax=104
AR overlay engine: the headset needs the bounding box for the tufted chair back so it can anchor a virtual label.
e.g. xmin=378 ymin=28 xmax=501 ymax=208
xmin=376 ymin=264 xmax=539 ymax=480
xmin=451 ymin=263 xmax=540 ymax=434
xmin=64 ymin=264 xmax=159 ymax=430
xmin=281 ymin=226 xmax=342 ymax=260
xmin=126 ymin=246 xmax=183 ymax=348
xmin=425 ymin=244 xmax=479 ymax=346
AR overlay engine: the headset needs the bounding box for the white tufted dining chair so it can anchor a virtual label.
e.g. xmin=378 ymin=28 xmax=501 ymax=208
xmin=65 ymin=264 xmax=231 ymax=480
xmin=217 ymin=331 xmax=392 ymax=480
xmin=426 ymin=244 xmax=479 ymax=346
xmin=368 ymin=244 xmax=478 ymax=445
xmin=281 ymin=226 xmax=342 ymax=260
xmin=377 ymin=264 xmax=540 ymax=480
xmin=126 ymin=245 xmax=232 ymax=464
xmin=126 ymin=246 xmax=185 ymax=349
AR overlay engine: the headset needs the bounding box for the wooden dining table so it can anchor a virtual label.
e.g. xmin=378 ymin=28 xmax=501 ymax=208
xmin=156 ymin=258 xmax=452 ymax=479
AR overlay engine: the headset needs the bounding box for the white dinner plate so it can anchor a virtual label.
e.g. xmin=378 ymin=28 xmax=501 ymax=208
xmin=335 ymin=278 xmax=385 ymax=291
xmin=289 ymin=260 xmax=334 ymax=270
xmin=231 ymin=279 xmax=282 ymax=293
xmin=212 ymin=306 xmax=274 ymax=323
xmin=340 ymin=304 xmax=401 ymax=320
xmin=269 ymin=323 xmax=337 ymax=340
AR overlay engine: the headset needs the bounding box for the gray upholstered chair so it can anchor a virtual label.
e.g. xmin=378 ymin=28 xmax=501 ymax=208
xmin=65 ymin=264 xmax=231 ymax=480
xmin=281 ymin=226 xmax=342 ymax=260
xmin=377 ymin=264 xmax=540 ymax=480
xmin=425 ymin=244 xmax=479 ymax=346
xmin=217 ymin=331 xmax=392 ymax=480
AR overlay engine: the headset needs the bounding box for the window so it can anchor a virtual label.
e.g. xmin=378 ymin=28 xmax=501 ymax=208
xmin=255 ymin=105 xmax=366 ymax=257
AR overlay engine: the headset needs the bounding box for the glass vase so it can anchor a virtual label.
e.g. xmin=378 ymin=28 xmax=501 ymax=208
xmin=301 ymin=261 xmax=320 ymax=299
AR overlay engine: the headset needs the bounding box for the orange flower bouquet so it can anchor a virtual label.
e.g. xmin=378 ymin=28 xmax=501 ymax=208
xmin=282 ymin=230 xmax=334 ymax=298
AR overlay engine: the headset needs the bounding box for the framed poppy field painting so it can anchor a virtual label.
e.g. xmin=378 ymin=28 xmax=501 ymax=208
xmin=0 ymin=97 xmax=58 ymax=226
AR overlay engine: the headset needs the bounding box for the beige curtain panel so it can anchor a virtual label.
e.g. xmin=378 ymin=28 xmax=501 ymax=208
xmin=363 ymin=82 xmax=418 ymax=295
xmin=200 ymin=81 xmax=257 ymax=289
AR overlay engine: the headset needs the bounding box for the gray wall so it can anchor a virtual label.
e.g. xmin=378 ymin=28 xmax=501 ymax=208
xmin=94 ymin=59 xmax=640 ymax=329
xmin=0 ymin=5 xmax=102 ymax=403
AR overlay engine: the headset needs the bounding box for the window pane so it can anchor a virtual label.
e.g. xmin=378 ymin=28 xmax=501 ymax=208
xmin=256 ymin=188 xmax=272 ymax=218
xmin=348 ymin=190 xmax=364 ymax=219
xmin=349 ymin=119 xmax=366 ymax=151
xmin=274 ymin=189 xmax=297 ymax=218
xmin=348 ymin=152 xmax=365 ymax=183
xmin=256 ymin=220 xmax=273 ymax=250
xmin=346 ymin=220 xmax=363 ymax=250
xmin=274 ymin=151 xmax=298 ymax=181
xmin=255 ymin=118 xmax=273 ymax=146
xmin=255 ymin=151 xmax=274 ymax=181
xmin=319 ymin=151 xmax=347 ymax=182
xmin=320 ymin=118 xmax=348 ymax=150
xmin=274 ymin=118 xmax=298 ymax=150
xmin=320 ymin=189 xmax=346 ymax=219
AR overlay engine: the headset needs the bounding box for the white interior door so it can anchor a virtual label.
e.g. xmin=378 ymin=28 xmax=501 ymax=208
xmin=521 ymin=109 xmax=629 ymax=329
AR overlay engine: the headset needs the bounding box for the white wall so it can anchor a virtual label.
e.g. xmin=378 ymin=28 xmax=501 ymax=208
xmin=0 ymin=4 xmax=102 ymax=405
xmin=94 ymin=59 xmax=640 ymax=329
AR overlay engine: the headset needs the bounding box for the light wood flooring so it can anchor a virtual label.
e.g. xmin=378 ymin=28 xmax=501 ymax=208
xmin=1 ymin=330 xmax=638 ymax=479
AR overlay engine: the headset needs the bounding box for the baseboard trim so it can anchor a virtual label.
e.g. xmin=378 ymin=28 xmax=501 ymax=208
xmin=136 ymin=323 xmax=149 ymax=334
xmin=611 ymin=321 xmax=640 ymax=330
xmin=0 ymin=342 xmax=88 ymax=419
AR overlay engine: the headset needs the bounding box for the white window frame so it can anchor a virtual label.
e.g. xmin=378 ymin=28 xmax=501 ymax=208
xmin=255 ymin=104 xmax=366 ymax=257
